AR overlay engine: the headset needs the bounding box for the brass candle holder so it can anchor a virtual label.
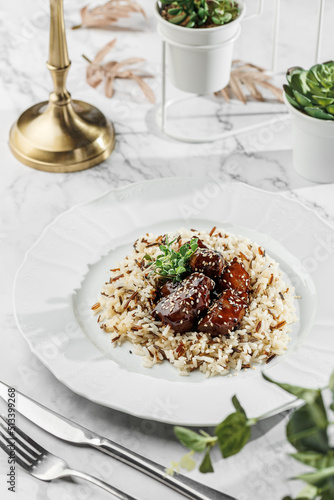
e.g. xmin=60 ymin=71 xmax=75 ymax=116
xmin=9 ymin=0 xmax=115 ymax=173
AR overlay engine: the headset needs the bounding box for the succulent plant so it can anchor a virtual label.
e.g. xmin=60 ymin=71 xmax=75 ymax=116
xmin=284 ymin=61 xmax=334 ymax=120
xmin=159 ymin=0 xmax=240 ymax=29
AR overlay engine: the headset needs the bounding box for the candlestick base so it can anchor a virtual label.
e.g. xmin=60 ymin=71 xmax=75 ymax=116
xmin=9 ymin=98 xmax=115 ymax=173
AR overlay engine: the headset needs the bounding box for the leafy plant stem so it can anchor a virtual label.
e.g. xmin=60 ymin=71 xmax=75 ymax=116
xmin=172 ymin=371 xmax=334 ymax=499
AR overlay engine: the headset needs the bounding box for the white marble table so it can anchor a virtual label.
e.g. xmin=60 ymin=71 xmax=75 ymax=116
xmin=1 ymin=1 xmax=334 ymax=499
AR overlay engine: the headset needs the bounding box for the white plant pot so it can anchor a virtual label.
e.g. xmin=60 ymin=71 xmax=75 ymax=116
xmin=285 ymin=94 xmax=334 ymax=183
xmin=155 ymin=2 xmax=245 ymax=94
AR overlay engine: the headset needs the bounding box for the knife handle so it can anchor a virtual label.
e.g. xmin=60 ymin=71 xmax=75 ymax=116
xmin=95 ymin=439 xmax=237 ymax=500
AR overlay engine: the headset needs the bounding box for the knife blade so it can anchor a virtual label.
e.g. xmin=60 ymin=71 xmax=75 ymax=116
xmin=0 ymin=381 xmax=237 ymax=500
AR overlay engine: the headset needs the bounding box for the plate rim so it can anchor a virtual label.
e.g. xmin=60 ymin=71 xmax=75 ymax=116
xmin=12 ymin=178 xmax=328 ymax=425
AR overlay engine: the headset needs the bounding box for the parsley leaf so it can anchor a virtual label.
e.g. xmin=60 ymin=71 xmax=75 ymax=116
xmin=147 ymin=236 xmax=198 ymax=282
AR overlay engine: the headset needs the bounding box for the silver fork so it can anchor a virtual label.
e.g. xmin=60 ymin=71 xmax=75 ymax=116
xmin=0 ymin=414 xmax=137 ymax=500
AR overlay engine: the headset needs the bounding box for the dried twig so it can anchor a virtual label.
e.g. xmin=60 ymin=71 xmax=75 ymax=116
xmin=215 ymin=60 xmax=284 ymax=104
xmin=83 ymin=39 xmax=155 ymax=103
xmin=72 ymin=0 xmax=148 ymax=30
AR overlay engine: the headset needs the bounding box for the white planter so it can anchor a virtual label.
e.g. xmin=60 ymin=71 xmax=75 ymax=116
xmin=155 ymin=2 xmax=245 ymax=94
xmin=285 ymin=94 xmax=334 ymax=183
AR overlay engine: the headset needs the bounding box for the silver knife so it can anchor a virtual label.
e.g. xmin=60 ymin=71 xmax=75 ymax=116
xmin=0 ymin=381 xmax=237 ymax=500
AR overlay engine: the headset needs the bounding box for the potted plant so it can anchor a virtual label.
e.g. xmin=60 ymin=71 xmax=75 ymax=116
xmin=155 ymin=0 xmax=245 ymax=94
xmin=283 ymin=61 xmax=334 ymax=183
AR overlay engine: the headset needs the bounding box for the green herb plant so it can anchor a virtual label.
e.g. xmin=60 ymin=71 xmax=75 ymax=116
xmin=284 ymin=61 xmax=334 ymax=120
xmin=172 ymin=372 xmax=334 ymax=500
xmin=159 ymin=0 xmax=240 ymax=29
xmin=144 ymin=236 xmax=198 ymax=282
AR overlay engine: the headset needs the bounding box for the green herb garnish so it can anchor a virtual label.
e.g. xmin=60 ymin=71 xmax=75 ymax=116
xmin=144 ymin=236 xmax=198 ymax=282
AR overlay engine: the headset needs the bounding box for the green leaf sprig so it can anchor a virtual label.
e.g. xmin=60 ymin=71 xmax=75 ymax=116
xmin=172 ymin=395 xmax=253 ymax=474
xmin=144 ymin=236 xmax=198 ymax=282
xmin=171 ymin=370 xmax=334 ymax=499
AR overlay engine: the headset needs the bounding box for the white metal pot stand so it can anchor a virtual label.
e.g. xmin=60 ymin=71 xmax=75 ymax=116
xmin=156 ymin=0 xmax=326 ymax=143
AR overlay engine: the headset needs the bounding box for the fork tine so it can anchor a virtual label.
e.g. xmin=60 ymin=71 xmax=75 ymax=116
xmin=0 ymin=436 xmax=31 ymax=471
xmin=0 ymin=426 xmax=36 ymax=465
xmin=0 ymin=422 xmax=36 ymax=461
xmin=0 ymin=434 xmax=12 ymax=458
xmin=0 ymin=414 xmax=44 ymax=455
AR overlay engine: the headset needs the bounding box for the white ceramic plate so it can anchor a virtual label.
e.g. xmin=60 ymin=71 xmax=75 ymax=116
xmin=14 ymin=179 xmax=333 ymax=426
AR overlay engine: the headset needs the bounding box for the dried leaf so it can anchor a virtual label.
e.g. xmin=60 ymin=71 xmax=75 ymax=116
xmin=256 ymin=80 xmax=284 ymax=103
xmin=86 ymin=65 xmax=104 ymax=88
xmin=105 ymin=75 xmax=115 ymax=98
xmin=229 ymin=75 xmax=246 ymax=104
xmin=111 ymin=57 xmax=146 ymax=73
xmin=103 ymin=61 xmax=118 ymax=70
xmin=84 ymin=40 xmax=155 ymax=103
xmin=80 ymin=7 xmax=89 ymax=26
xmin=73 ymin=0 xmax=148 ymax=30
xmin=216 ymin=60 xmax=284 ymax=104
xmin=131 ymin=73 xmax=156 ymax=103
xmin=115 ymin=70 xmax=133 ymax=78
xmin=93 ymin=38 xmax=117 ymax=64
xmin=241 ymin=79 xmax=264 ymax=101
xmin=215 ymin=87 xmax=230 ymax=101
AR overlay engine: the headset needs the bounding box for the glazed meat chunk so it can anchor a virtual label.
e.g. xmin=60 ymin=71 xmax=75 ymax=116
xmin=189 ymin=248 xmax=225 ymax=279
xmin=216 ymin=257 xmax=250 ymax=296
xmin=153 ymin=273 xmax=215 ymax=333
xmin=198 ymin=288 xmax=247 ymax=337
xmin=159 ymin=280 xmax=180 ymax=298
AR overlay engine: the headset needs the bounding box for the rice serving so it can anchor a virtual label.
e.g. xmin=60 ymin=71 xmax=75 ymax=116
xmin=93 ymin=228 xmax=297 ymax=377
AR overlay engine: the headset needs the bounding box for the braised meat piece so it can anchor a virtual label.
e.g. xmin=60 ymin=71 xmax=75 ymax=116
xmin=200 ymin=258 xmax=250 ymax=336
xmin=189 ymin=248 xmax=225 ymax=279
xmin=198 ymin=288 xmax=247 ymax=337
xmin=215 ymin=258 xmax=250 ymax=296
xmin=159 ymin=280 xmax=180 ymax=298
xmin=153 ymin=272 xmax=215 ymax=333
